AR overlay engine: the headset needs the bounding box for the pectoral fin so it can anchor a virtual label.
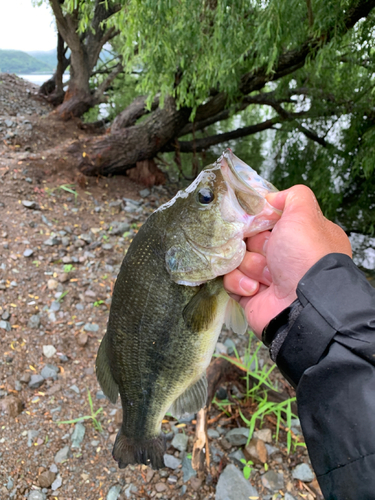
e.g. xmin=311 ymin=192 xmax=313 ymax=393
xmin=224 ymin=298 xmax=248 ymax=334
xmin=96 ymin=333 xmax=119 ymax=404
xmin=183 ymin=278 xmax=224 ymax=333
xmin=169 ymin=374 xmax=207 ymax=419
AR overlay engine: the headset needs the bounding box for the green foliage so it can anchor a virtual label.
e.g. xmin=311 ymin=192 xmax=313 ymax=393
xmin=0 ymin=49 xmax=53 ymax=74
xmin=27 ymin=49 xmax=57 ymax=70
xmin=240 ymin=458 xmax=254 ymax=479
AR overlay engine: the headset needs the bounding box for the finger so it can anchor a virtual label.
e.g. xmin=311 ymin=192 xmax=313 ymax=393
xmin=223 ymin=268 xmax=259 ymax=296
xmin=246 ymin=231 xmax=271 ymax=255
xmin=237 ymin=251 xmax=272 ymax=286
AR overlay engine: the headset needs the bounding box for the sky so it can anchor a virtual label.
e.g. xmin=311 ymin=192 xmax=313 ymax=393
xmin=0 ymin=0 xmax=56 ymax=52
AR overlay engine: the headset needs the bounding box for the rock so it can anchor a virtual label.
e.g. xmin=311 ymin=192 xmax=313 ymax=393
xmin=102 ymin=243 xmax=113 ymax=250
xmin=0 ymin=320 xmax=11 ymax=331
xmin=23 ymin=248 xmax=34 ymax=257
xmin=28 ymin=314 xmax=40 ymax=328
xmin=210 ymin=445 xmax=224 ymax=464
xmin=54 ymin=445 xmax=70 ymax=463
xmin=155 ymin=482 xmax=167 ymax=493
xmin=50 ymin=464 xmax=58 ymax=473
xmin=43 ymin=345 xmax=56 ymax=358
xmin=207 ymin=428 xmax=220 ymax=439
xmin=47 ymin=279 xmax=59 ymax=290
xmin=145 ymin=469 xmax=155 ymax=483
xmin=20 ymin=372 xmax=31 ymax=384
xmin=27 ymin=430 xmax=39 ymax=447
xmin=28 ymin=491 xmax=44 ymax=500
xmin=77 ymin=332 xmax=88 ymax=346
xmin=44 ymin=237 xmax=61 ymax=246
xmin=38 ymin=471 xmax=56 ymax=488
xmin=215 ymin=342 xmax=228 ymax=355
xmin=171 ymin=432 xmax=188 ymax=452
xmin=182 ymin=455 xmax=196 ymax=482
xmin=163 ymin=453 xmax=182 ymax=469
xmin=244 ymin=438 xmax=268 ymax=464
xmin=254 ymin=428 xmax=272 ymax=443
xmin=58 ymin=273 xmax=70 ymax=283
xmin=84 ymin=322 xmax=99 ymax=332
xmin=229 ymin=449 xmax=246 ymax=468
xmin=96 ymin=390 xmax=106 ymax=399
xmin=0 ymin=395 xmax=23 ymax=417
xmin=41 ymin=364 xmax=59 ymax=380
xmin=225 ymin=427 xmax=249 ymax=446
xmin=261 ymin=470 xmax=285 ymax=491
xmin=292 ymin=463 xmax=314 ymax=482
xmin=107 ymin=484 xmax=122 ymax=500
xmin=110 ymin=221 xmax=131 ymax=235
xmin=216 ymin=464 xmax=259 ymax=500
xmin=190 ymin=477 xmax=202 ymax=491
xmin=71 ymin=422 xmax=86 ymax=448
xmin=22 ymin=200 xmax=37 ymax=209
xmin=223 ymin=338 xmax=236 ymax=355
xmin=51 ymin=474 xmax=62 ymax=491
xmin=49 ymin=301 xmax=61 ymax=312
xmin=28 ymin=374 xmax=45 ymax=389
xmin=1 ymin=310 xmax=10 ymax=321
xmin=139 ymin=188 xmax=151 ymax=198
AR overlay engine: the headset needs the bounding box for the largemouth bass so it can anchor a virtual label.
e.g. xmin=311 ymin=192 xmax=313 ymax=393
xmin=96 ymin=149 xmax=280 ymax=469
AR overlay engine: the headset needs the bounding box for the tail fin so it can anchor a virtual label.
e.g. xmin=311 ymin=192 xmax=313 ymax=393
xmin=113 ymin=428 xmax=165 ymax=469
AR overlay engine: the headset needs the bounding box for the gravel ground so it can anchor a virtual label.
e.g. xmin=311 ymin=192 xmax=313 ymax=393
xmin=0 ymin=73 xmax=323 ymax=500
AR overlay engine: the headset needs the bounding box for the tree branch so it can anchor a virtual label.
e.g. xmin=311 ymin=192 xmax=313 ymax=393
xmin=93 ymin=63 xmax=124 ymax=103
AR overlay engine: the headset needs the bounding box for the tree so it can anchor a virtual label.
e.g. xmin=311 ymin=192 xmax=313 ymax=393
xmin=41 ymin=0 xmax=375 ymax=235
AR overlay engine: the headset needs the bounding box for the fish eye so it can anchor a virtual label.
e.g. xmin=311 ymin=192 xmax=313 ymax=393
xmin=197 ymin=187 xmax=214 ymax=205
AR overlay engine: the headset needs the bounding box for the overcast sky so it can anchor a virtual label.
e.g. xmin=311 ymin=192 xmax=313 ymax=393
xmin=0 ymin=0 xmax=56 ymax=52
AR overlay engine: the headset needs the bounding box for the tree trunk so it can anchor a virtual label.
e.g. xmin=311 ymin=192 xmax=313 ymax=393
xmin=68 ymin=97 xmax=191 ymax=175
xmin=39 ymin=32 xmax=69 ymax=106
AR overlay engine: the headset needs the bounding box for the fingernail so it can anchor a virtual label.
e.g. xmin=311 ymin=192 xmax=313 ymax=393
xmin=239 ymin=277 xmax=258 ymax=294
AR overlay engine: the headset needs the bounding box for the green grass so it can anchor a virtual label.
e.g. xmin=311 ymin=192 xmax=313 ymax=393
xmin=56 ymin=389 xmax=103 ymax=432
xmin=214 ymin=332 xmax=301 ymax=454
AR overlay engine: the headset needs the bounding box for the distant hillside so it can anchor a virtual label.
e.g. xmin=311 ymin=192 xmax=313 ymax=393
xmin=27 ymin=49 xmax=56 ymax=70
xmin=0 ymin=49 xmax=54 ymax=74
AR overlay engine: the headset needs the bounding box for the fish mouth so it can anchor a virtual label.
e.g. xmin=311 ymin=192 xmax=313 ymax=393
xmin=219 ymin=148 xmax=282 ymax=235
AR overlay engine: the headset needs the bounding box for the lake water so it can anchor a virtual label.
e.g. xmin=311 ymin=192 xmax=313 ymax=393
xmin=18 ymin=74 xmax=70 ymax=86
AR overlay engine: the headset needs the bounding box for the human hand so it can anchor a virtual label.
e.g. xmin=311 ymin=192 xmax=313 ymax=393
xmin=224 ymin=185 xmax=352 ymax=338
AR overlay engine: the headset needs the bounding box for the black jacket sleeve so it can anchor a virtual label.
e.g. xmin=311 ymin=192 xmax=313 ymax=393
xmin=262 ymin=253 xmax=375 ymax=500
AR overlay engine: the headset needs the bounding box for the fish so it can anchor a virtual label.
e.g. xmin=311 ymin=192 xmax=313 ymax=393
xmin=96 ymin=149 xmax=281 ymax=470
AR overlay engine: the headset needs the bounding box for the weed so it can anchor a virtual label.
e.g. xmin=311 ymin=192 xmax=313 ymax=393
xmin=215 ymin=332 xmax=299 ymax=453
xmin=240 ymin=458 xmax=254 ymax=479
xmin=58 ymin=184 xmax=78 ymax=203
xmin=57 ymin=290 xmax=69 ymax=303
xmin=56 ymin=389 xmax=103 ymax=432
xmin=63 ymin=264 xmax=75 ymax=273
xmin=94 ymin=300 xmax=105 ymax=307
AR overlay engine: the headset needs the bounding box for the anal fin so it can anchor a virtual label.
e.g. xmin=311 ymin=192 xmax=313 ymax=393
xmin=169 ymin=374 xmax=207 ymax=419
xmin=96 ymin=333 xmax=119 ymax=404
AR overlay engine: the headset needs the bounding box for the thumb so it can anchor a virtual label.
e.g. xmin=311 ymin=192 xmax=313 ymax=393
xmin=266 ymin=185 xmax=320 ymax=216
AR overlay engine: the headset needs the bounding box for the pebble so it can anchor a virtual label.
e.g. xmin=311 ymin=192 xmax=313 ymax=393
xmin=225 ymin=427 xmax=250 ymax=446
xmin=43 ymin=345 xmax=56 ymax=358
xmin=0 ymin=395 xmax=23 ymax=417
xmin=261 ymin=470 xmax=285 ymax=491
xmin=228 ymin=449 xmax=246 ymax=468
xmin=163 ymin=453 xmax=182 ymax=469
xmin=28 ymin=491 xmax=44 ymax=500
xmin=155 ymin=482 xmax=167 ymax=493
xmin=41 ymin=364 xmax=59 ymax=380
xmin=23 ymin=248 xmax=34 ymax=257
xmin=107 ymin=484 xmax=122 ymax=500
xmin=44 ymin=237 xmax=60 ymax=246
xmin=244 ymin=438 xmax=268 ymax=464
xmin=285 ymin=494 xmax=297 ymax=500
xmin=51 ymin=474 xmax=62 ymax=491
xmin=28 ymin=314 xmax=40 ymax=329
xmin=223 ymin=338 xmax=236 ymax=355
xmin=0 ymin=320 xmax=11 ymax=331
xmin=210 ymin=445 xmax=224 ymax=464
xmin=181 ymin=455 xmax=196 ymax=482
xmin=54 ymin=445 xmax=70 ymax=463
xmin=216 ymin=464 xmax=259 ymax=500
xmin=47 ymin=279 xmax=59 ymax=290
xmin=70 ymin=384 xmax=80 ymax=394
xmin=207 ymin=428 xmax=220 ymax=439
xmin=58 ymin=272 xmax=70 ymax=283
xmin=28 ymin=374 xmax=45 ymax=389
xmin=49 ymin=464 xmax=58 ymax=473
xmin=171 ymin=433 xmax=188 ymax=452
xmin=96 ymin=390 xmax=106 ymax=399
xmin=292 ymin=463 xmax=314 ymax=482
xmin=76 ymin=332 xmax=88 ymax=346
xmin=22 ymin=200 xmax=37 ymax=209
xmin=139 ymin=188 xmax=151 ymax=197
xmin=110 ymin=221 xmax=131 ymax=235
xmin=38 ymin=471 xmax=56 ymax=488
xmin=254 ymin=428 xmax=272 ymax=443
xmin=71 ymin=422 xmax=86 ymax=448
xmin=102 ymin=243 xmax=113 ymax=250
xmin=1 ymin=310 xmax=10 ymax=321
xmin=84 ymin=322 xmax=99 ymax=332
xmin=49 ymin=301 xmax=61 ymax=312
